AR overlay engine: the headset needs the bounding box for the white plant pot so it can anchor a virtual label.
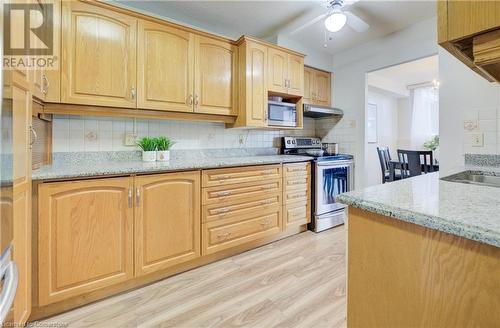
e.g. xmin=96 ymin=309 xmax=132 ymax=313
xmin=156 ymin=150 xmax=170 ymax=161
xmin=142 ymin=150 xmax=156 ymax=162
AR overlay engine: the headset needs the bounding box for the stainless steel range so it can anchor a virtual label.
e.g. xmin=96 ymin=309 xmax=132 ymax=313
xmin=282 ymin=137 xmax=354 ymax=232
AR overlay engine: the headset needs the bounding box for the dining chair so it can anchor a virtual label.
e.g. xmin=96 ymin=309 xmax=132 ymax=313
xmin=377 ymin=146 xmax=400 ymax=183
xmin=397 ymin=149 xmax=434 ymax=179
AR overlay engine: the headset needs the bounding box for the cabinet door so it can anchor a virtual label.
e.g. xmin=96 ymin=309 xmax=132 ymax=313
xmin=137 ymin=20 xmax=194 ymax=112
xmin=303 ymin=67 xmax=314 ymax=104
xmin=314 ymin=70 xmax=331 ymax=107
xmin=287 ymin=54 xmax=304 ymax=96
xmin=447 ymin=1 xmax=500 ymax=41
xmin=12 ymin=69 xmax=32 ymax=325
xmin=194 ymin=36 xmax=237 ymax=115
xmin=244 ymin=41 xmax=268 ymax=127
xmin=267 ymin=48 xmax=288 ymax=94
xmin=135 ymin=172 xmax=200 ymax=276
xmin=61 ymin=1 xmax=137 ymax=108
xmin=38 ymin=177 xmax=134 ymax=306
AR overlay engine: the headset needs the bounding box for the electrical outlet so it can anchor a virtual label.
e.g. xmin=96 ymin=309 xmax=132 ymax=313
xmin=124 ymin=132 xmax=137 ymax=146
xmin=463 ymin=120 xmax=478 ymax=131
xmin=238 ymin=134 xmax=245 ymax=145
xmin=470 ymin=133 xmax=484 ymax=147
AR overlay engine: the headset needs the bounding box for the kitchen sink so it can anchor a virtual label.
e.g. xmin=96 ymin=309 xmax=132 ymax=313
xmin=442 ymin=171 xmax=500 ymax=188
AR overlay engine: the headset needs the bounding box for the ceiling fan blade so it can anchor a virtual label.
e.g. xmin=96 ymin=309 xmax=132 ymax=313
xmin=345 ymin=11 xmax=369 ymax=32
xmin=289 ymin=13 xmax=329 ymax=35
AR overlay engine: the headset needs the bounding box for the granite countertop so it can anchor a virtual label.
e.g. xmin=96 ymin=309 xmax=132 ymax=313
xmin=337 ymin=172 xmax=500 ymax=248
xmin=32 ymin=154 xmax=313 ymax=181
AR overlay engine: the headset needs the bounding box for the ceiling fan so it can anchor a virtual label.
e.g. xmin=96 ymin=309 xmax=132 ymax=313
xmin=290 ymin=0 xmax=370 ymax=35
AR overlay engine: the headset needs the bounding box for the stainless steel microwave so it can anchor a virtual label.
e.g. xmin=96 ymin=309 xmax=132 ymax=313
xmin=268 ymin=101 xmax=297 ymax=127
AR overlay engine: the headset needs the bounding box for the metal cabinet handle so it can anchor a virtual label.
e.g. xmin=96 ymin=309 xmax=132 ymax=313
xmin=29 ymin=125 xmax=37 ymax=147
xmin=260 ymin=219 xmax=272 ymax=227
xmin=188 ymin=95 xmax=193 ymax=105
xmin=290 ymin=193 xmax=306 ymax=199
xmin=261 ymin=199 xmax=274 ymax=205
xmin=131 ymin=87 xmax=136 ymax=100
xmin=261 ymin=185 xmax=274 ymax=190
xmin=0 ymin=261 xmax=18 ymax=324
xmin=136 ymin=188 xmax=140 ymax=206
xmin=42 ymin=74 xmax=49 ymax=94
xmin=261 ymin=170 xmax=274 ymax=175
xmin=128 ymin=189 xmax=133 ymax=208
xmin=217 ymin=175 xmax=231 ymax=180
xmin=288 ymin=180 xmax=305 ymax=185
xmin=194 ymin=94 xmax=199 ymax=106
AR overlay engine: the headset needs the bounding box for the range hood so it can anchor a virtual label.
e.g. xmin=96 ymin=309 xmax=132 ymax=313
xmin=303 ymin=104 xmax=344 ymax=119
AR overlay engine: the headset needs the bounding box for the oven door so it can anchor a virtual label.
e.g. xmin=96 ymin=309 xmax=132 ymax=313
xmin=314 ymin=160 xmax=354 ymax=215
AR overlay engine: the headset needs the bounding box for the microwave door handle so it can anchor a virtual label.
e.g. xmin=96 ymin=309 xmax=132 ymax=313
xmin=0 ymin=262 xmax=18 ymax=324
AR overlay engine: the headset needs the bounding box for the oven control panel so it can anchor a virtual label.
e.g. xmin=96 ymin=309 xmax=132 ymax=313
xmin=283 ymin=137 xmax=321 ymax=149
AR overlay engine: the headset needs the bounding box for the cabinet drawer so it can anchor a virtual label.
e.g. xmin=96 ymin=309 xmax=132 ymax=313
xmin=203 ymin=193 xmax=281 ymax=223
xmin=284 ymin=175 xmax=309 ymax=192
xmin=284 ymin=189 xmax=309 ymax=204
xmin=284 ymin=201 xmax=310 ymax=228
xmin=202 ymin=179 xmax=281 ymax=205
xmin=283 ymin=162 xmax=310 ymax=178
xmin=202 ymin=208 xmax=281 ymax=255
xmin=202 ymin=164 xmax=281 ymax=187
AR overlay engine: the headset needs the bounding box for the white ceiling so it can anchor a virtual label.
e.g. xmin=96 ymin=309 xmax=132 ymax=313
xmin=113 ymin=0 xmax=436 ymax=55
xmin=371 ymin=55 xmax=438 ymax=86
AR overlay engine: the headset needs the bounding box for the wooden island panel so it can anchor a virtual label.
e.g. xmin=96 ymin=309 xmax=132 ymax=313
xmin=347 ymin=207 xmax=500 ymax=327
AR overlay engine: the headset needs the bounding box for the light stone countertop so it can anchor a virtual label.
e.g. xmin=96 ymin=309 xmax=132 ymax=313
xmin=337 ymin=172 xmax=500 ymax=248
xmin=32 ymin=155 xmax=313 ymax=181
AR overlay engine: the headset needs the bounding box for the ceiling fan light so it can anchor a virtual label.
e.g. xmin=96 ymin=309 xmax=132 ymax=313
xmin=324 ymin=12 xmax=347 ymax=32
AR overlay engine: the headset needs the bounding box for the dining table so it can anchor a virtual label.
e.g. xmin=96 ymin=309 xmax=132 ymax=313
xmin=388 ymin=160 xmax=439 ymax=182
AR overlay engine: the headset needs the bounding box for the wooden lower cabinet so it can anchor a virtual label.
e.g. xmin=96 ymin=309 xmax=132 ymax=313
xmin=34 ymin=163 xmax=311 ymax=317
xmin=38 ymin=177 xmax=135 ymax=306
xmin=283 ymin=162 xmax=311 ymax=230
xmin=135 ymin=172 xmax=200 ymax=276
xmin=202 ymin=207 xmax=282 ymax=255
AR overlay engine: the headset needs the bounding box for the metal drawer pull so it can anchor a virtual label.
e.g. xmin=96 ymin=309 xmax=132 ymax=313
xmin=214 ymin=207 xmax=230 ymax=215
xmin=215 ymin=191 xmax=232 ymax=197
xmin=261 ymin=199 xmax=274 ymax=205
xmin=29 ymin=125 xmax=37 ymax=147
xmin=217 ymin=175 xmax=231 ymax=180
xmin=261 ymin=170 xmax=275 ymax=175
xmin=260 ymin=219 xmax=272 ymax=227
xmin=136 ymin=188 xmax=140 ymax=205
xmin=261 ymin=185 xmax=274 ymax=190
xmin=290 ymin=193 xmax=306 ymax=199
xmin=289 ymin=180 xmax=305 ymax=185
xmin=288 ymin=167 xmax=305 ymax=172
xmin=217 ymin=232 xmax=232 ymax=240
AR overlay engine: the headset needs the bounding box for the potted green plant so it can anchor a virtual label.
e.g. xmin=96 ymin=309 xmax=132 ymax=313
xmin=154 ymin=136 xmax=174 ymax=161
xmin=423 ymin=135 xmax=439 ymax=164
xmin=137 ymin=137 xmax=157 ymax=162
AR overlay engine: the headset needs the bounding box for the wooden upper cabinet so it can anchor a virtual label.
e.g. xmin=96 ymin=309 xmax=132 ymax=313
xmin=268 ymin=48 xmax=304 ymax=96
xmin=233 ymin=39 xmax=268 ymax=128
xmin=194 ymin=36 xmax=238 ymax=115
xmin=137 ymin=20 xmax=194 ymax=113
xmin=446 ymin=1 xmax=500 ymax=41
xmin=38 ymin=177 xmax=134 ymax=305
xmin=61 ymin=1 xmax=137 ymax=108
xmin=303 ymin=66 xmax=314 ymax=104
xmin=268 ymin=48 xmax=288 ymax=94
xmin=134 ymin=172 xmax=200 ymax=276
xmin=303 ymin=66 xmax=331 ymax=107
xmin=287 ymin=54 xmax=304 ymax=97
xmin=314 ymin=70 xmax=331 ymax=106
xmin=438 ymin=0 xmax=500 ymax=82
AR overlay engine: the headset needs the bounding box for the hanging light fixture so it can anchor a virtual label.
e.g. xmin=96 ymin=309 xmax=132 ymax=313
xmin=324 ymin=9 xmax=347 ymax=32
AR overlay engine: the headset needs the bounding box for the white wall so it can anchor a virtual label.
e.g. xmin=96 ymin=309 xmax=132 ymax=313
xmin=365 ymin=88 xmax=399 ymax=187
xmin=439 ymin=48 xmax=500 ymax=174
xmin=330 ymin=17 xmax=438 ymax=188
xmin=277 ymin=35 xmax=333 ymax=72
xmin=397 ymin=97 xmax=412 ymax=150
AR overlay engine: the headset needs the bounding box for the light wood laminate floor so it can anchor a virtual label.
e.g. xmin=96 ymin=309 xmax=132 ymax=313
xmin=37 ymin=227 xmax=346 ymax=328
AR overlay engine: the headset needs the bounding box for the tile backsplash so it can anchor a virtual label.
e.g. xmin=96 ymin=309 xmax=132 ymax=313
xmin=52 ymin=116 xmax=318 ymax=152
xmin=462 ymin=105 xmax=499 ymax=155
